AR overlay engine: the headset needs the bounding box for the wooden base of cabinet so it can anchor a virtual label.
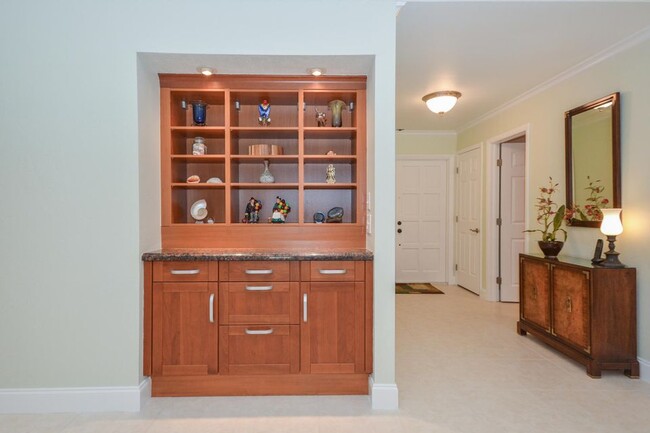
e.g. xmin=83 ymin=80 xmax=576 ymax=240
xmin=517 ymin=320 xmax=639 ymax=378
xmin=151 ymin=373 xmax=369 ymax=397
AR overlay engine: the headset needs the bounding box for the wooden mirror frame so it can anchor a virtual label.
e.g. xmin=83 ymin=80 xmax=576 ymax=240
xmin=565 ymin=92 xmax=621 ymax=228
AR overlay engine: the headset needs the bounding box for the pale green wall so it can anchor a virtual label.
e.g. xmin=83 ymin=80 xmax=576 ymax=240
xmin=572 ymin=116 xmax=613 ymax=210
xmin=0 ymin=0 xmax=396 ymax=389
xmin=458 ymin=38 xmax=650 ymax=361
xmin=397 ymin=132 xmax=457 ymax=155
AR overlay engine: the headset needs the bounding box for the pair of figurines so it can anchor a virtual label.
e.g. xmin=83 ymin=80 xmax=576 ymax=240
xmin=242 ymin=196 xmax=291 ymax=223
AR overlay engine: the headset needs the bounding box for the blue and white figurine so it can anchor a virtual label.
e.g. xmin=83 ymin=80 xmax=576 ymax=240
xmin=258 ymin=99 xmax=271 ymax=126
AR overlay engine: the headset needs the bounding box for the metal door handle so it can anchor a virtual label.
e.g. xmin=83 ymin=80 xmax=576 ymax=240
xmin=470 ymin=228 xmax=479 ymax=233
xmin=245 ymin=269 xmax=273 ymax=275
xmin=209 ymin=293 xmax=215 ymax=323
xmin=245 ymin=285 xmax=273 ymax=291
xmin=303 ymin=294 xmax=308 ymax=322
xmin=245 ymin=328 xmax=273 ymax=335
xmin=171 ymin=269 xmax=200 ymax=275
xmin=319 ymin=269 xmax=347 ymax=275
xmin=566 ymin=297 xmax=572 ymax=313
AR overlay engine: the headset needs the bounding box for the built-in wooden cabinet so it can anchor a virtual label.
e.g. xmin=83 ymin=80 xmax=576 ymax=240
xmin=159 ymin=75 xmax=367 ymax=249
xmin=144 ymin=257 xmax=372 ymax=396
xmin=517 ymin=254 xmax=638 ymax=378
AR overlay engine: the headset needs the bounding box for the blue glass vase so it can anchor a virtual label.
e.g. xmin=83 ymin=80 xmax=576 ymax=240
xmin=191 ymin=100 xmax=207 ymax=126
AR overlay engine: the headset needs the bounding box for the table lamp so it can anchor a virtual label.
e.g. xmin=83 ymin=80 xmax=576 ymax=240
xmin=600 ymin=208 xmax=625 ymax=268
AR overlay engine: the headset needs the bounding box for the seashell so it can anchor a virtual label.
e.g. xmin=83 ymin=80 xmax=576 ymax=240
xmin=187 ymin=175 xmax=201 ymax=183
xmin=190 ymin=199 xmax=208 ymax=220
xmin=206 ymin=177 xmax=223 ymax=184
xmin=326 ymin=150 xmax=336 ymax=156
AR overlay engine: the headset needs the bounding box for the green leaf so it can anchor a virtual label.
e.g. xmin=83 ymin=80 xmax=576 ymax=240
xmin=553 ymin=205 xmax=565 ymax=232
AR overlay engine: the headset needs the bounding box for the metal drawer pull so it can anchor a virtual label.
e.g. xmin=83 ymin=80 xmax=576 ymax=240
xmin=170 ymin=269 xmax=200 ymax=275
xmin=245 ymin=285 xmax=273 ymax=291
xmin=303 ymin=294 xmax=308 ymax=322
xmin=245 ymin=328 xmax=273 ymax=335
xmin=566 ymin=297 xmax=572 ymax=313
xmin=245 ymin=269 xmax=273 ymax=275
xmin=319 ymin=269 xmax=347 ymax=275
xmin=209 ymin=294 xmax=215 ymax=323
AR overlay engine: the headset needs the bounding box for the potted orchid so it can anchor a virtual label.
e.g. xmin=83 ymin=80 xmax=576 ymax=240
xmin=525 ymin=177 xmax=568 ymax=258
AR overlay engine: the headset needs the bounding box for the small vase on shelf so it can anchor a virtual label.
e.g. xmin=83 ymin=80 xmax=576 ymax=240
xmin=259 ymin=160 xmax=275 ymax=183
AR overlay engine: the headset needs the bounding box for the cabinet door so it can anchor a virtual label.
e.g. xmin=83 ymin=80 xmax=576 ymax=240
xmin=552 ymin=266 xmax=591 ymax=352
xmin=520 ymin=258 xmax=550 ymax=331
xmin=300 ymin=282 xmax=365 ymax=374
xmin=152 ymin=282 xmax=218 ymax=376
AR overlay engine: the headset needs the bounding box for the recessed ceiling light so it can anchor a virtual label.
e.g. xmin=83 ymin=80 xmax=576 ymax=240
xmin=308 ymin=68 xmax=325 ymax=77
xmin=197 ymin=67 xmax=215 ymax=76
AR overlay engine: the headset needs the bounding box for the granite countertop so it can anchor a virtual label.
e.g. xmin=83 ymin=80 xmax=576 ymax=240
xmin=142 ymin=248 xmax=373 ymax=262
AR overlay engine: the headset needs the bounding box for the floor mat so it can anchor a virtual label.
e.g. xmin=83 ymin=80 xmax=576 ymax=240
xmin=396 ymin=283 xmax=444 ymax=294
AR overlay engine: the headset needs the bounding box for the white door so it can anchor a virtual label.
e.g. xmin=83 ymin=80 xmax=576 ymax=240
xmin=499 ymin=142 xmax=526 ymax=302
xmin=456 ymin=147 xmax=481 ymax=294
xmin=396 ymin=158 xmax=448 ymax=283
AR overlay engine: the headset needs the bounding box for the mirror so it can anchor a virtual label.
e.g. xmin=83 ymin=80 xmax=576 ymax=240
xmin=565 ymin=92 xmax=621 ymax=228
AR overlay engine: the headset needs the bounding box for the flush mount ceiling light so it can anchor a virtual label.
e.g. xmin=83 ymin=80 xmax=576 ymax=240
xmin=197 ymin=67 xmax=215 ymax=76
xmin=307 ymin=68 xmax=326 ymax=76
xmin=422 ymin=90 xmax=462 ymax=115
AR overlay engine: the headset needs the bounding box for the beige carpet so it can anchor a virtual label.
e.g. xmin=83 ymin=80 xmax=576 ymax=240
xmin=395 ymin=283 xmax=444 ymax=294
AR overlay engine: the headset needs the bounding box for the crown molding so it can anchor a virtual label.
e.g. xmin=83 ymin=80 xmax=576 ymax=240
xmin=397 ymin=129 xmax=457 ymax=136
xmin=459 ymin=23 xmax=650 ymax=133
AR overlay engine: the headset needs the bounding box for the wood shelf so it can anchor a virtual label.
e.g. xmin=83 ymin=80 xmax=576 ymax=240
xmin=160 ymin=75 xmax=367 ymax=247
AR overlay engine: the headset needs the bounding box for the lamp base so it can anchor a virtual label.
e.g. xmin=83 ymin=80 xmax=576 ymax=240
xmin=599 ymin=235 xmax=625 ymax=268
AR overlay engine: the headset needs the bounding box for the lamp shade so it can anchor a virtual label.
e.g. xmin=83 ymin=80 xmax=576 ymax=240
xmin=422 ymin=91 xmax=461 ymax=114
xmin=600 ymin=208 xmax=623 ymax=236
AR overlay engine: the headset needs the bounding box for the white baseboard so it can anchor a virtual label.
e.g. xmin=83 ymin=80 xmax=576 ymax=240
xmin=369 ymin=376 xmax=399 ymax=410
xmin=639 ymin=357 xmax=650 ymax=382
xmin=0 ymin=378 xmax=150 ymax=414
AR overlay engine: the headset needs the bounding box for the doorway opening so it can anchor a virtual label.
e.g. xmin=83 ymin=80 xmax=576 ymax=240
xmin=486 ymin=126 xmax=530 ymax=302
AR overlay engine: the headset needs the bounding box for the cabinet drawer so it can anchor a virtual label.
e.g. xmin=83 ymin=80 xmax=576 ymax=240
xmin=310 ymin=261 xmax=359 ymax=281
xmin=219 ymin=282 xmax=299 ymax=325
xmin=153 ymin=261 xmax=213 ymax=282
xmin=219 ymin=325 xmax=299 ymax=375
xmin=226 ymin=261 xmax=291 ymax=282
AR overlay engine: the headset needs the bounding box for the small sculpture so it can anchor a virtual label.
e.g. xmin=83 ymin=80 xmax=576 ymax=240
xmin=315 ymin=107 xmax=327 ymax=127
xmin=258 ymin=99 xmax=271 ymax=126
xmin=192 ymin=137 xmax=207 ymax=155
xmin=206 ymin=177 xmax=223 ymax=184
xmin=326 ymin=206 xmax=344 ymax=223
xmin=326 ymin=150 xmax=336 ymax=156
xmin=186 ymin=175 xmax=200 ymax=184
xmin=270 ymin=196 xmax=291 ymax=223
xmin=326 ymin=164 xmax=336 ymax=184
xmin=190 ymin=199 xmax=208 ymax=222
xmin=243 ymin=197 xmax=262 ymax=223
xmin=190 ymin=101 xmax=208 ymax=126
xmin=259 ymin=160 xmax=275 ymax=183
xmin=313 ymin=212 xmax=325 ymax=224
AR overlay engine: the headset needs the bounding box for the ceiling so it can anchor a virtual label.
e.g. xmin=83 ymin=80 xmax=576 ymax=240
xmin=396 ymin=1 xmax=650 ymax=132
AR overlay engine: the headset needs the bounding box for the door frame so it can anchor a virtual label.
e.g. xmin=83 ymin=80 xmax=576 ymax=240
xmin=454 ymin=143 xmax=483 ymax=295
xmin=396 ymin=154 xmax=455 ymax=284
xmin=486 ymin=124 xmax=531 ymax=302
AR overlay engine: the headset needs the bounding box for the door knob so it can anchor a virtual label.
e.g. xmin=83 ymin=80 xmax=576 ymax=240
xmin=470 ymin=228 xmax=479 ymax=233
xmin=397 ymin=229 xmax=402 ymax=233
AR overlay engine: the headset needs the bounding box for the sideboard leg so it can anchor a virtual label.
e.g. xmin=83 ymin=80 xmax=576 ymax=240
xmin=516 ymin=321 xmax=527 ymax=336
xmin=587 ymin=360 xmax=602 ymax=378
xmin=624 ymin=361 xmax=640 ymax=379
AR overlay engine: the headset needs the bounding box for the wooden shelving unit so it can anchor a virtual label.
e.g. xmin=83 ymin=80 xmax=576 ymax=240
xmin=159 ymin=75 xmax=367 ymax=248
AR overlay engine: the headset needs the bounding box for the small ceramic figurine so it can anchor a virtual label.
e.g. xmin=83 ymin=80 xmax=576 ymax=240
xmin=326 ymin=150 xmax=336 ymax=156
xmin=326 ymin=164 xmax=336 ymax=184
xmin=243 ymin=197 xmax=262 ymax=223
xmin=192 ymin=137 xmax=207 ymax=155
xmin=313 ymin=212 xmax=325 ymax=224
xmin=270 ymin=196 xmax=291 ymax=223
xmin=315 ymin=107 xmax=327 ymax=127
xmin=258 ymin=99 xmax=271 ymax=126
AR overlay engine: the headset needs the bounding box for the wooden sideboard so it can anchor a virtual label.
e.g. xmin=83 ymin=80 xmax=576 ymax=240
xmin=143 ymin=251 xmax=373 ymax=396
xmin=517 ymin=253 xmax=638 ymax=378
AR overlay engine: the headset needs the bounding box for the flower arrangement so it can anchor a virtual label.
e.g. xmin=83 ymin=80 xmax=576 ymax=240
xmin=525 ymin=177 xmax=567 ymax=242
xmin=567 ymin=176 xmax=609 ymax=222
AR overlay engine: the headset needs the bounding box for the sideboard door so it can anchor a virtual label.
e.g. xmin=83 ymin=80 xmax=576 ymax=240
xmin=551 ymin=266 xmax=591 ymax=353
xmin=520 ymin=258 xmax=551 ymax=331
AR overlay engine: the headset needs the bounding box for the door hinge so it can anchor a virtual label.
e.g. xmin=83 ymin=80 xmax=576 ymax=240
xmin=496 ymin=217 xmax=502 ymax=226
xmin=455 ymin=215 xmax=459 ymax=222
xmin=456 ymin=167 xmax=459 ymax=174
xmin=496 ymin=159 xmax=503 ymax=167
xmin=455 ymin=264 xmax=458 ymax=271
xmin=496 ymin=276 xmax=502 ymax=285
